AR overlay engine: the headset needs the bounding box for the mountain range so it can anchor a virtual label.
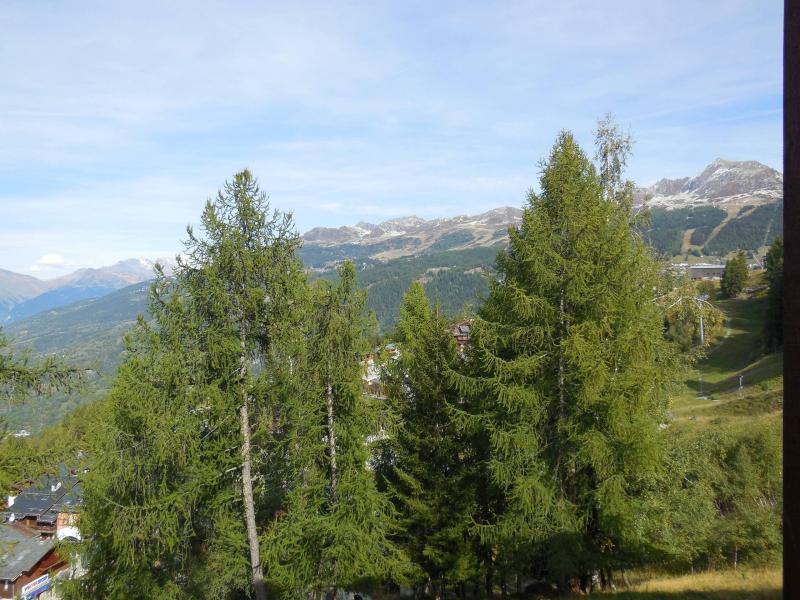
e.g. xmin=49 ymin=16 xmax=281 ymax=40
xmin=1 ymin=159 xmax=784 ymax=327
xmin=0 ymin=158 xmax=783 ymax=433
xmin=1 ymin=159 xmax=783 ymax=327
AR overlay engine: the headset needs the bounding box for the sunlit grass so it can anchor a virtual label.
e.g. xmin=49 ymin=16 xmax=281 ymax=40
xmin=601 ymin=566 xmax=782 ymax=599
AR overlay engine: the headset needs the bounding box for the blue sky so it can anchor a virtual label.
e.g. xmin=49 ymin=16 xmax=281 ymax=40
xmin=0 ymin=0 xmax=782 ymax=277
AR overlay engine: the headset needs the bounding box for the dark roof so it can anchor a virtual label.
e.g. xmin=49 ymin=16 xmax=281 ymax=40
xmin=4 ymin=492 xmax=63 ymax=520
xmin=0 ymin=523 xmax=53 ymax=581
xmin=52 ymin=483 xmax=82 ymax=513
xmin=3 ymin=470 xmax=82 ymax=522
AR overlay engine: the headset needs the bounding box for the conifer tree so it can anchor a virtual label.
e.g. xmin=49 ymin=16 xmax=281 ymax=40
xmin=264 ymin=262 xmax=410 ymax=597
xmin=180 ymin=169 xmax=306 ymax=600
xmin=0 ymin=331 xmax=82 ymax=399
xmin=721 ymin=251 xmax=748 ymax=298
xmin=377 ymin=282 xmax=479 ymax=596
xmin=451 ymin=131 xmax=677 ymax=588
xmin=763 ymin=237 xmax=783 ymax=352
xmin=0 ymin=330 xmax=84 ymax=513
xmin=63 ymin=274 xmax=239 ymax=599
xmin=64 ymin=170 xmax=308 ymax=599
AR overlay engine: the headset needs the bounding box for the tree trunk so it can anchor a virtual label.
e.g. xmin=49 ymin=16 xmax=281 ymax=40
xmin=239 ymin=336 xmax=267 ymax=600
xmin=621 ymin=569 xmax=631 ymax=588
xmin=604 ymin=569 xmax=615 ymax=591
xmin=326 ymin=378 xmax=338 ymax=495
xmin=579 ymin=573 xmax=589 ymax=594
xmin=240 ymin=400 xmax=267 ymax=600
xmin=484 ymin=547 xmax=494 ymax=599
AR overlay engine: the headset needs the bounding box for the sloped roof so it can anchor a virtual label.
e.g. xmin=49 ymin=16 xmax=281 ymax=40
xmin=0 ymin=523 xmax=53 ymax=581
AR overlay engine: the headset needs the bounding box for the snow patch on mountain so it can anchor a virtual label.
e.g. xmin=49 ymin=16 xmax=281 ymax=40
xmin=639 ymin=159 xmax=783 ymax=210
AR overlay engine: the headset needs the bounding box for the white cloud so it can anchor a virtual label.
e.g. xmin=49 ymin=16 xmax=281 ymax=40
xmin=37 ymin=253 xmax=66 ymax=266
xmin=30 ymin=253 xmax=72 ymax=273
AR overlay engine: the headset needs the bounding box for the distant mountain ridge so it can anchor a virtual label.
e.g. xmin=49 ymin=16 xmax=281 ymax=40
xmin=304 ymin=207 xmax=523 ymax=247
xmin=0 ymin=257 xmax=174 ymax=323
xmin=300 ymin=207 xmax=522 ymax=267
xmin=0 ymin=159 xmax=783 ymax=325
xmin=637 ymin=159 xmax=782 ymax=209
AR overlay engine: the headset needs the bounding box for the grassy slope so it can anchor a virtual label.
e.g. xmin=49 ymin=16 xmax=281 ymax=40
xmin=600 ymin=567 xmax=781 ymax=599
xmin=618 ymin=277 xmax=784 ymax=599
xmin=669 ymin=274 xmax=782 ymax=426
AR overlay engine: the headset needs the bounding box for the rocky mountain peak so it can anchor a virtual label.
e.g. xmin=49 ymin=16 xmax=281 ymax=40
xmin=640 ymin=159 xmax=782 ymax=209
xmin=302 ymin=207 xmax=523 ymax=249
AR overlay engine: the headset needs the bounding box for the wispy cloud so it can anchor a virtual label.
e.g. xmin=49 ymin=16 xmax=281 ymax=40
xmin=0 ymin=0 xmax=782 ymax=275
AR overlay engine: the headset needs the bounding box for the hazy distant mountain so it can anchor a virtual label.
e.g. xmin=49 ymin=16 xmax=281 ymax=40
xmin=0 ymin=269 xmax=49 ymax=316
xmin=48 ymin=257 xmax=175 ymax=288
xmin=0 ymin=257 xmax=174 ymax=323
xmin=637 ymin=159 xmax=782 ymax=210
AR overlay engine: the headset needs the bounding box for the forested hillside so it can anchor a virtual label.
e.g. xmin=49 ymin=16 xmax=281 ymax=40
xmin=704 ymin=200 xmax=783 ymax=256
xmin=638 ymin=206 xmax=727 ymax=255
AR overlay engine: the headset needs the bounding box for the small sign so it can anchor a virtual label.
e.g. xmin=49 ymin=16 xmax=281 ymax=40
xmin=21 ymin=573 xmax=50 ymax=598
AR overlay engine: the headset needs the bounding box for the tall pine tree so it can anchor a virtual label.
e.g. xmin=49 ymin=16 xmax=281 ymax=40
xmin=763 ymin=237 xmax=783 ymax=352
xmin=377 ymin=282 xmax=480 ymax=597
xmin=263 ymin=262 xmax=410 ymax=598
xmin=64 ymin=170 xmax=308 ymax=599
xmin=451 ymin=131 xmax=677 ymax=589
xmin=721 ymin=251 xmax=748 ymax=298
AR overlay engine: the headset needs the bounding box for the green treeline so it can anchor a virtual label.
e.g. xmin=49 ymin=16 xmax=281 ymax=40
xmin=1 ymin=125 xmax=781 ymax=599
xmin=704 ymin=201 xmax=783 ymax=256
xmin=638 ymin=206 xmax=726 ymax=255
xmin=318 ymin=247 xmax=498 ymax=331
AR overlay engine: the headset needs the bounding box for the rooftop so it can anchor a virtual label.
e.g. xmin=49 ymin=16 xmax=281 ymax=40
xmin=0 ymin=523 xmax=53 ymax=581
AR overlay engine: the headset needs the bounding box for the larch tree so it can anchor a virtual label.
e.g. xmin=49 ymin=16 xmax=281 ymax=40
xmin=264 ymin=261 xmax=410 ymax=598
xmin=0 ymin=331 xmax=83 ymax=400
xmin=451 ymin=131 xmax=678 ymax=590
xmin=64 ymin=170 xmax=308 ymax=600
xmin=377 ymin=282 xmax=479 ymax=597
xmin=180 ymin=169 xmax=307 ymax=600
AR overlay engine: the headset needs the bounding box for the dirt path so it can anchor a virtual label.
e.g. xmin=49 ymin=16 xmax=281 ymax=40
xmin=703 ymin=206 xmax=738 ymax=247
xmin=705 ymin=318 xmax=732 ymax=356
xmin=681 ymin=228 xmax=696 ymax=254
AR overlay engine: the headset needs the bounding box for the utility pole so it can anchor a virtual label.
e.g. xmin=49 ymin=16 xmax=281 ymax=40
xmin=699 ymin=312 xmax=704 ymax=347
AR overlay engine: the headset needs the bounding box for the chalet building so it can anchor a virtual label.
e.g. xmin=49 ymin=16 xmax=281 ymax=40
xmin=449 ymin=321 xmax=472 ymax=353
xmin=362 ymin=344 xmax=400 ymax=399
xmin=688 ymin=264 xmax=726 ymax=280
xmin=3 ymin=467 xmax=82 ymax=542
xmin=0 ymin=522 xmax=66 ymax=599
xmin=363 ymin=356 xmax=383 ymax=398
